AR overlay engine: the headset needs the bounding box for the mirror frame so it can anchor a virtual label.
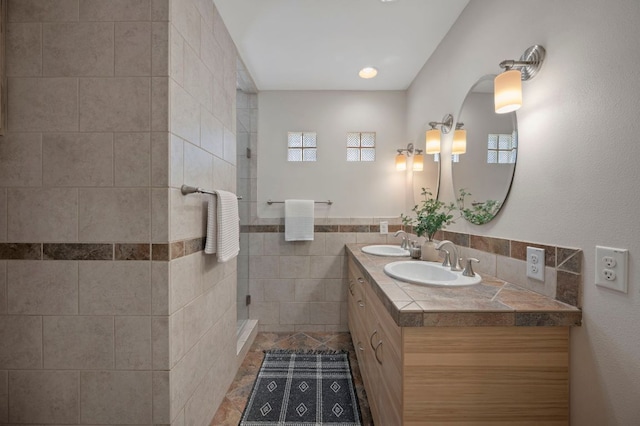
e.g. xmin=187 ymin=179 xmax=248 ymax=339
xmin=452 ymin=74 xmax=517 ymax=225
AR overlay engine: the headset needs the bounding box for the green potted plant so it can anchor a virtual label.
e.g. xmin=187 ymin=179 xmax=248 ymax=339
xmin=401 ymin=188 xmax=456 ymax=261
xmin=457 ymin=188 xmax=501 ymax=225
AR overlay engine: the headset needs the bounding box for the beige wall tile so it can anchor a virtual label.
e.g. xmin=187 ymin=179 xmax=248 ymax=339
xmin=43 ymin=22 xmax=114 ymax=76
xmin=237 ymin=255 xmax=248 ymax=280
xmin=152 ymin=261 xmax=169 ymax=314
xmin=249 ymin=301 xmax=278 ymax=324
xmin=280 ymin=302 xmax=309 ymax=325
xmin=0 ymin=316 xmax=42 ymax=368
xmin=169 ymin=308 xmax=184 ymax=368
xmin=171 ymin=0 xmax=200 ymax=54
xmin=184 ymin=365 xmax=217 ymax=426
xmin=80 ymin=371 xmax=152 ymax=424
xmin=496 ymin=255 xmax=557 ymax=298
xmin=79 ymin=261 xmax=151 ymax=314
xmin=355 ymin=232 xmax=388 ymax=244
xmin=183 ymin=293 xmax=209 ymax=351
xmin=325 ymin=233 xmax=356 ymax=256
xmin=7 ymin=23 xmax=42 ymax=76
xmin=184 ymin=142 xmax=213 ymax=188
xmin=263 ymin=233 xmax=295 ymax=256
xmin=201 ymin=111 xmax=224 ymax=158
xmin=114 ymin=132 xmax=150 ymax=187
xmin=78 ymin=188 xmax=150 ymax=241
xmin=115 ymin=316 xmax=151 ymax=370
xmin=170 ymin=25 xmax=184 ymax=85
xmin=200 ymin=22 xmax=222 ymax=77
xmin=0 ymin=133 xmax=42 ymax=187
xmin=294 ymin=279 xmax=325 ymax=302
xmin=325 ymin=279 xmax=346 ymax=302
xmin=151 ymin=132 xmax=169 ymax=186
xmin=184 ymin=43 xmax=213 ymax=112
xmin=43 ymin=315 xmax=114 ymax=369
xmin=223 ymin=128 xmax=236 ymax=165
xmin=8 ymin=371 xmax=78 ymax=424
xmin=8 ymin=77 xmax=78 ymax=131
xmin=152 ymin=77 xmax=169 ymax=131
xmin=279 ymin=256 xmax=310 ymax=279
xmin=79 ymin=77 xmax=151 ymax=131
xmin=115 ymin=22 xmax=151 ymax=76
xmin=459 ymin=246 xmax=497 ymax=277
xmin=7 ymin=261 xmax=78 ymax=314
xmin=79 ymin=0 xmax=152 ymax=21
xmin=169 ymin=253 xmax=204 ymax=313
xmin=309 ymin=256 xmax=343 ymax=279
xmin=0 ymin=370 xmax=6 ymax=422
xmin=213 ymin=156 xmax=235 ymax=193
xmin=294 ymin=235 xmax=326 ymax=256
xmin=152 ymin=188 xmax=169 ymax=242
xmin=152 ymin=316 xmax=169 ymax=369
xmin=249 ymin=255 xmax=279 ymax=279
xmin=153 ymin=371 xmax=170 ymax=423
xmin=263 ymin=279 xmax=294 ymax=302
xmin=169 ymin=339 xmax=202 ymax=418
xmin=151 ymin=22 xmax=169 ymax=77
xmin=169 ymin=188 xmax=205 ymax=242
xmin=152 ymin=0 xmax=169 ymax=21
xmin=8 ymin=0 xmax=79 ymax=22
xmin=8 ymin=188 xmax=78 ymax=242
xmin=171 ymin=79 xmax=201 ymax=145
xmin=309 ymin=302 xmax=341 ymax=325
xmin=43 ymin=133 xmax=114 ymax=187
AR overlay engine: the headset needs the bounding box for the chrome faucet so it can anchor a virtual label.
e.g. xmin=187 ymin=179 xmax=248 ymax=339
xmin=393 ymin=230 xmax=409 ymax=249
xmin=435 ymin=240 xmax=461 ymax=271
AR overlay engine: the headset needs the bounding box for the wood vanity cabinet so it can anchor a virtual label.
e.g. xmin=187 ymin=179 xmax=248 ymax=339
xmin=347 ymin=258 xmax=570 ymax=425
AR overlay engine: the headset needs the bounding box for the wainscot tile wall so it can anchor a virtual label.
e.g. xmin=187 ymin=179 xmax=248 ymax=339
xmin=0 ymin=1 xmax=239 ymax=425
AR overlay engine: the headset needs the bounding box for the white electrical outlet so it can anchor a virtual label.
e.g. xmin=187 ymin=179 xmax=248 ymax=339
xmin=379 ymin=221 xmax=388 ymax=234
xmin=595 ymin=246 xmax=628 ymax=293
xmin=526 ymin=247 xmax=545 ymax=281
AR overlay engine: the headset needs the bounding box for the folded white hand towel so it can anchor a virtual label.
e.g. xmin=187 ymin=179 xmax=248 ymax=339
xmin=285 ymin=199 xmax=314 ymax=241
xmin=205 ymin=191 xmax=240 ymax=262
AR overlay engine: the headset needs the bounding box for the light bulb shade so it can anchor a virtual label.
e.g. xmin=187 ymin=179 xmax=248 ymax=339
xmin=412 ymin=153 xmax=424 ymax=171
xmin=494 ymin=69 xmax=522 ymax=114
xmin=425 ymin=129 xmax=441 ymax=154
xmin=395 ymin=153 xmax=407 ymax=171
xmin=452 ymin=129 xmax=467 ymax=155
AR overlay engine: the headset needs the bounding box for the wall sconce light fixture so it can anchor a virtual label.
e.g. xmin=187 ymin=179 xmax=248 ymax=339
xmin=494 ymin=45 xmax=546 ymax=114
xmin=451 ymin=122 xmax=466 ymax=155
xmin=395 ymin=143 xmax=424 ymax=171
xmin=425 ymin=114 xmax=453 ymax=154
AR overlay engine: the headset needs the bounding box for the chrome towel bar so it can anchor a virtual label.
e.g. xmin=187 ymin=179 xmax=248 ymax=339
xmin=181 ymin=185 xmax=242 ymax=200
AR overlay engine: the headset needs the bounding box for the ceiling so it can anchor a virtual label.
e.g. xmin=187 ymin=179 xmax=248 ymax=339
xmin=213 ymin=0 xmax=470 ymax=91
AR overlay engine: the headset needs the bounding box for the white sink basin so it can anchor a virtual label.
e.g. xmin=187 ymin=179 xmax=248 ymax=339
xmin=383 ymin=260 xmax=482 ymax=287
xmin=362 ymin=245 xmax=410 ymax=257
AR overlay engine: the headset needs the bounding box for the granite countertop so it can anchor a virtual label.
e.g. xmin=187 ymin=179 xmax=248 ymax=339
xmin=346 ymin=244 xmax=582 ymax=328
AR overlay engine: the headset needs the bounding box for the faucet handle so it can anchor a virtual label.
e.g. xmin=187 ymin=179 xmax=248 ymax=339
xmin=462 ymin=258 xmax=479 ymax=277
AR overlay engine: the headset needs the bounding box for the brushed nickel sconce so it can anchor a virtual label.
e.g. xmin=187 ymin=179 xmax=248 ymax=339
xmin=426 ymin=114 xmax=453 ymax=154
xmin=395 ymin=143 xmax=424 ymax=171
xmin=495 ymin=45 xmax=546 ymax=114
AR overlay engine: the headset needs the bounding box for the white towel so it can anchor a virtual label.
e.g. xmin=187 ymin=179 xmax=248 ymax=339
xmin=285 ymin=199 xmax=314 ymax=241
xmin=205 ymin=190 xmax=240 ymax=262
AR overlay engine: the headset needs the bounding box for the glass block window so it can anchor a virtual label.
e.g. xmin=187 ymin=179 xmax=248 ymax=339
xmin=288 ymin=132 xmax=317 ymax=162
xmin=346 ymin=132 xmax=376 ymax=162
xmin=487 ymin=133 xmax=517 ymax=164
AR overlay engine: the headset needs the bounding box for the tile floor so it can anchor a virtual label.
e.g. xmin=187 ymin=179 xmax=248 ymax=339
xmin=210 ymin=332 xmax=373 ymax=425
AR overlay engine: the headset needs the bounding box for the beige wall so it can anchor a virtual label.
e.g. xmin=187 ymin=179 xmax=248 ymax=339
xmin=0 ymin=0 xmax=239 ymax=424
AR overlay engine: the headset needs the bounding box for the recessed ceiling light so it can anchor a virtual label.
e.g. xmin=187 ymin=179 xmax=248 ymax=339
xmin=359 ymin=67 xmax=378 ymax=79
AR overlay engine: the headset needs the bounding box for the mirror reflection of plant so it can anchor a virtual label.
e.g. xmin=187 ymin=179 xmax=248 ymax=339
xmin=401 ymin=188 xmax=456 ymax=241
xmin=457 ymin=188 xmax=501 ymax=225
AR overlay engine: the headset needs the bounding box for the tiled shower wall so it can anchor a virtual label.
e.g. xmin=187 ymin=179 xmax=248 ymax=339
xmin=167 ymin=0 xmax=238 ymax=425
xmin=0 ymin=0 xmax=239 ymax=425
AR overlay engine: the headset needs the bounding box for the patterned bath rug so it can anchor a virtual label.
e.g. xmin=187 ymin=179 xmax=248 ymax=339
xmin=239 ymin=350 xmax=362 ymax=425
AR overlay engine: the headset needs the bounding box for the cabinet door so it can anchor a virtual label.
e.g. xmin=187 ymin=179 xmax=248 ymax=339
xmin=366 ymin=283 xmax=403 ymax=426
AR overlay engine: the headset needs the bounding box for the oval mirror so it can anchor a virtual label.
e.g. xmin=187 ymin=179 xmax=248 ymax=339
xmin=452 ymin=74 xmax=517 ymax=225
xmin=412 ymin=123 xmax=441 ymax=204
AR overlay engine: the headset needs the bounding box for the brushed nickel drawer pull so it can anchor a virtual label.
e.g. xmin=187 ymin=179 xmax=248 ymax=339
xmin=357 ymin=277 xmax=365 ymax=284
xmin=357 ymin=300 xmax=365 ymax=308
xmin=369 ymin=330 xmax=378 ymax=349
xmin=374 ymin=341 xmax=383 ymax=364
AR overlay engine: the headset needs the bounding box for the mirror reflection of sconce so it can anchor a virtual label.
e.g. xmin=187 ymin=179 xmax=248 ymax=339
xmin=452 ymin=122 xmax=466 ymax=155
xmin=494 ymin=45 xmax=546 ymax=114
xmin=395 ymin=143 xmax=424 ymax=171
xmin=426 ymin=114 xmax=453 ymax=154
